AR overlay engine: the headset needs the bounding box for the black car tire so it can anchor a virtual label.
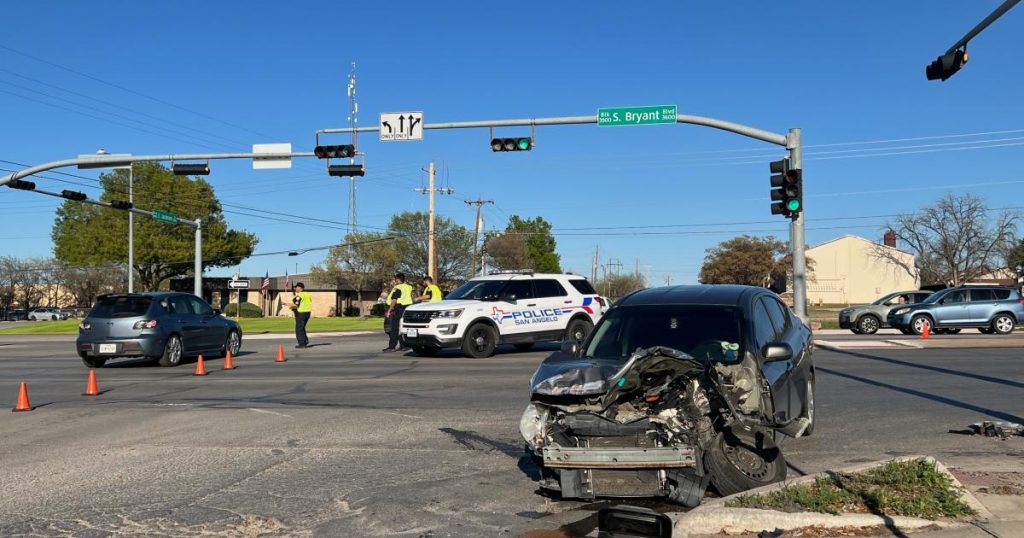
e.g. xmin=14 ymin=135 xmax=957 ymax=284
xmin=513 ymin=343 xmax=535 ymax=352
xmin=705 ymin=427 xmax=787 ymax=496
xmin=220 ymin=330 xmax=241 ymax=357
xmin=909 ymin=315 xmax=932 ymax=336
xmin=856 ymin=315 xmax=880 ymax=335
xmin=158 ymin=334 xmax=184 ymax=367
xmin=564 ymin=318 xmax=593 ymax=347
xmin=802 ymin=374 xmax=815 ymax=437
xmin=900 ymin=328 xmax=915 ymax=335
xmin=946 ymin=328 xmax=961 ymax=335
xmin=979 ymin=327 xmax=995 ymax=334
xmin=462 ymin=323 xmax=497 ymax=358
xmin=79 ymin=352 xmax=106 ymax=369
xmin=991 ymin=314 xmax=1015 ymax=335
xmin=849 ymin=328 xmax=862 ymax=335
xmin=51 ymin=315 xmax=58 ymax=321
xmin=412 ymin=345 xmax=440 ymax=356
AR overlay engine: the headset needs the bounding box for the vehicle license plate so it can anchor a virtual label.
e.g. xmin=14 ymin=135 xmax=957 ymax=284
xmin=98 ymin=343 xmax=117 ymax=354
xmin=405 ymin=328 xmax=418 ymax=337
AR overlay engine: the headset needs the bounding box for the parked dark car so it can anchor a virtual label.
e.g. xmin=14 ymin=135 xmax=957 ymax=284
xmin=76 ymin=293 xmax=242 ymax=368
xmin=3 ymin=308 xmax=28 ymax=321
xmin=887 ymin=285 xmax=1024 ymax=335
xmin=521 ymin=285 xmax=815 ymax=507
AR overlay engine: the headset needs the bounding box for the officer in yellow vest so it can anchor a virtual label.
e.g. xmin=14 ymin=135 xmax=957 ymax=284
xmin=416 ymin=275 xmax=443 ymax=303
xmin=290 ymin=282 xmax=313 ymax=348
xmin=383 ymin=272 xmax=414 ymax=352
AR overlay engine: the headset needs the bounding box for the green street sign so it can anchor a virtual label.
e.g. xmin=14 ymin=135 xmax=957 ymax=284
xmin=597 ymin=105 xmax=677 ymax=127
xmin=151 ymin=210 xmax=178 ymax=224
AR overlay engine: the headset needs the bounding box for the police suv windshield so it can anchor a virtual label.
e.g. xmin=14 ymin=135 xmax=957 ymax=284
xmin=584 ymin=305 xmax=744 ymax=364
xmin=445 ymin=279 xmax=505 ymax=301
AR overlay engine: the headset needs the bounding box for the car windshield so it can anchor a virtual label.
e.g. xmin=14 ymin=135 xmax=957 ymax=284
xmin=872 ymin=293 xmax=900 ymax=306
xmin=445 ymin=279 xmax=506 ymax=301
xmin=584 ymin=305 xmax=744 ymax=364
xmin=921 ymin=290 xmax=952 ymax=304
xmin=88 ymin=296 xmax=153 ymax=318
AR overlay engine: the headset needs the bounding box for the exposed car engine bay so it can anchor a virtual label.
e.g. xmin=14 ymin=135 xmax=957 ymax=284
xmin=521 ymin=346 xmax=789 ymax=507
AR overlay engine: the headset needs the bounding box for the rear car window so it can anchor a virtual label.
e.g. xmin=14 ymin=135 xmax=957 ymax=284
xmin=970 ymin=289 xmax=996 ymax=301
xmin=569 ymin=279 xmax=598 ymax=295
xmin=89 ymin=296 xmax=152 ymax=318
xmin=994 ymin=289 xmax=1012 ymax=300
xmin=534 ymin=279 xmax=568 ymax=298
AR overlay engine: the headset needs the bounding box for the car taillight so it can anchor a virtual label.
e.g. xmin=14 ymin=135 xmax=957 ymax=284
xmin=596 ymin=297 xmax=606 ymax=307
xmin=133 ymin=320 xmax=158 ymax=330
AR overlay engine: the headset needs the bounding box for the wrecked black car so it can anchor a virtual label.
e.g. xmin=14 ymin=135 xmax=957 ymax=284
xmin=520 ymin=285 xmax=815 ymax=507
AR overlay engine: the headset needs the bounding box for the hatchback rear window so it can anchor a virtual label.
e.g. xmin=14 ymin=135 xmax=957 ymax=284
xmin=569 ymin=279 xmax=597 ymax=295
xmin=89 ymin=296 xmax=152 ymax=318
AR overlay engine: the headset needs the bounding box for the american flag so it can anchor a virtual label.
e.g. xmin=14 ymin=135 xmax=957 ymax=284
xmin=260 ymin=271 xmax=270 ymax=295
xmin=284 ymin=270 xmax=290 ymax=290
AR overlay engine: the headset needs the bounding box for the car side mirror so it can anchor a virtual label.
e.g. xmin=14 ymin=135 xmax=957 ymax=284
xmin=212 ymin=309 xmax=221 ymax=316
xmin=560 ymin=340 xmax=580 ymax=356
xmin=762 ymin=342 xmax=794 ymax=362
xmin=598 ymin=506 xmax=672 ymax=538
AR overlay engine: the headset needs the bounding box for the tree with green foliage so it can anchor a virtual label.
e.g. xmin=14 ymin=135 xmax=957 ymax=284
xmin=595 ymin=272 xmax=647 ymax=298
xmin=486 ymin=215 xmax=561 ymax=272
xmin=311 ymin=232 xmax=399 ymax=306
xmin=51 ymin=162 xmax=257 ymax=291
xmin=386 ymin=211 xmax=474 ymax=283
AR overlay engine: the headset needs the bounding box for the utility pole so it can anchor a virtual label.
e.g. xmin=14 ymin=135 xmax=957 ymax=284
xmin=665 ymin=274 xmax=671 ymax=286
xmin=128 ymin=163 xmax=134 ymax=292
xmin=464 ymin=197 xmax=493 ymax=276
xmin=592 ymin=244 xmax=599 ymax=282
xmin=346 ymin=62 xmax=360 ymax=235
xmin=416 ymin=161 xmax=454 ymax=281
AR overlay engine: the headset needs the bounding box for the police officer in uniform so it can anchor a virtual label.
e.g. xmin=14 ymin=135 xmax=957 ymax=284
xmin=383 ymin=273 xmax=413 ymax=352
xmin=416 ymin=275 xmax=443 ymax=303
xmin=291 ymin=282 xmax=313 ymax=348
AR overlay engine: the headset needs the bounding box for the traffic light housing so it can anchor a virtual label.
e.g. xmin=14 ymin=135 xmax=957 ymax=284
xmin=61 ymin=190 xmax=88 ymax=201
xmin=926 ymin=49 xmax=968 ymax=81
xmin=109 ymin=200 xmax=133 ymax=210
xmin=6 ymin=179 xmax=35 ymax=190
xmin=490 ymin=137 xmax=532 ymax=152
xmin=769 ymin=158 xmax=803 ymax=219
xmin=172 ymin=163 xmax=210 ymax=175
xmin=314 ymin=145 xmax=356 ymax=159
xmin=328 ymin=164 xmax=366 ymax=177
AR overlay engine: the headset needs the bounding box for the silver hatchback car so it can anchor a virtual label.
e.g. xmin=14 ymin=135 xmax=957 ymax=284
xmin=76 ymin=292 xmax=242 ymax=368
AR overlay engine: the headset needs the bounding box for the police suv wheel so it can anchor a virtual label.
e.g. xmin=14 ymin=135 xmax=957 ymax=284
xmin=462 ymin=323 xmax=497 ymax=358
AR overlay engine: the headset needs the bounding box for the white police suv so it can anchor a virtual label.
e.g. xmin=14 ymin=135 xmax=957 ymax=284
xmin=399 ymin=272 xmax=607 ymax=358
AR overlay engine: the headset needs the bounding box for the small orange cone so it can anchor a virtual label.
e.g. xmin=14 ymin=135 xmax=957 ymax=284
xmin=223 ymin=350 xmax=236 ymax=370
xmin=13 ymin=381 xmax=32 ymax=412
xmin=922 ymin=321 xmax=930 ymax=340
xmin=83 ymin=370 xmax=100 ymax=396
xmin=194 ymin=354 xmax=208 ymax=376
xmin=275 ymin=344 xmax=286 ymax=363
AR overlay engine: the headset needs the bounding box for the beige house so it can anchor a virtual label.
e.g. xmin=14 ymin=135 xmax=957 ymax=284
xmin=806 ymin=234 xmax=919 ymax=305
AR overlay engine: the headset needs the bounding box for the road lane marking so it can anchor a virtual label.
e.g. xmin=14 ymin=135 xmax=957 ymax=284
xmin=247 ymin=408 xmax=292 ymax=417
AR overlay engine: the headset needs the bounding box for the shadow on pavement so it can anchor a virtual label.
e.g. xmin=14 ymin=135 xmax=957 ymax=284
xmin=827 ymin=348 xmax=1024 ymax=390
xmin=818 ymin=366 xmax=1024 ymax=423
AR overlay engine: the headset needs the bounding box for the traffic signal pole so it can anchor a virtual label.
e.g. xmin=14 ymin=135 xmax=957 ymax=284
xmin=319 ymin=114 xmax=806 ymax=319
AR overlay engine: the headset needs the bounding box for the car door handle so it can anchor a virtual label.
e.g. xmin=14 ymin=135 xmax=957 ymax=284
xmin=563 ymin=300 xmax=573 ymax=304
xmin=526 ymin=303 xmax=537 ymax=307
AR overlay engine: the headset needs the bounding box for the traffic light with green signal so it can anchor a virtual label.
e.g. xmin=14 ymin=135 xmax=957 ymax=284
xmin=490 ymin=137 xmax=532 ymax=152
xmin=314 ymin=145 xmax=356 ymax=159
xmin=769 ymin=158 xmax=803 ymax=219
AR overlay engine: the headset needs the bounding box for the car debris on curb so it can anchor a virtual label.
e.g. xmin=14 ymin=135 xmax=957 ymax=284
xmin=949 ymin=421 xmax=1024 ymax=439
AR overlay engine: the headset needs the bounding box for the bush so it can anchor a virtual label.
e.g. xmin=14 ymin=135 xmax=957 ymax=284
xmin=370 ymin=303 xmax=388 ymax=317
xmin=343 ymin=306 xmax=360 ymax=317
xmin=222 ymin=302 xmax=264 ymax=318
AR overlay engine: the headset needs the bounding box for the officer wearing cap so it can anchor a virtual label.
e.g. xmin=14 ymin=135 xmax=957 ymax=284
xmin=383 ymin=273 xmax=413 ymax=352
xmin=290 ymin=282 xmax=313 ymax=348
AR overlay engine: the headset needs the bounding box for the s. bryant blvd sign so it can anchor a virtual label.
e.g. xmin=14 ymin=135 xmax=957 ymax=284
xmin=597 ymin=105 xmax=677 ymax=127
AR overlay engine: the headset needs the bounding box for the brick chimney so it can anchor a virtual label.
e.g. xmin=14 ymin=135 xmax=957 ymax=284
xmin=883 ymin=230 xmax=897 ymax=248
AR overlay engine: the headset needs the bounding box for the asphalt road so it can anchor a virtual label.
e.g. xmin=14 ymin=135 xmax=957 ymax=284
xmin=1 ymin=333 xmax=1022 ymax=537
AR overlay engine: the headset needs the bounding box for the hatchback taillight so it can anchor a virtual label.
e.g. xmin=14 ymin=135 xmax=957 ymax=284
xmin=133 ymin=319 xmax=158 ymax=329
xmin=596 ymin=297 xmax=606 ymax=307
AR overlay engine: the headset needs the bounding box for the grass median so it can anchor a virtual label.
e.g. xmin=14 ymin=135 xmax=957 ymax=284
xmin=0 ymin=316 xmax=383 ymax=335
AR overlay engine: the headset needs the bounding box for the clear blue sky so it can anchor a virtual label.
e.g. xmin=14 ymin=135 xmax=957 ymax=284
xmin=2 ymin=1 xmax=1022 ymax=284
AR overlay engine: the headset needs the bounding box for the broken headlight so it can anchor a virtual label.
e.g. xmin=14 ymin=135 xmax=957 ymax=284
xmin=519 ymin=403 xmax=549 ymax=449
xmin=532 ymin=372 xmax=607 ymax=396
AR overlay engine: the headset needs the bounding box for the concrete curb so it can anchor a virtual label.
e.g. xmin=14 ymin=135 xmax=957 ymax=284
xmin=670 ymin=455 xmax=986 ymax=537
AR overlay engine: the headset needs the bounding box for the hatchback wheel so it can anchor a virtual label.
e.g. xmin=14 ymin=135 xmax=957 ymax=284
xmin=222 ymin=330 xmax=241 ymax=357
xmin=802 ymin=375 xmax=815 ymax=436
xmin=991 ymin=314 xmax=1015 ymax=335
xmin=158 ymin=334 xmax=183 ymax=367
xmin=79 ymin=352 xmax=106 ymax=369
xmin=856 ymin=315 xmax=880 ymax=335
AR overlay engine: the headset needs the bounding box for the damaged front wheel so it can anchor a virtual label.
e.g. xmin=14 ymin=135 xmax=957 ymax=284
xmin=705 ymin=427 xmax=787 ymax=496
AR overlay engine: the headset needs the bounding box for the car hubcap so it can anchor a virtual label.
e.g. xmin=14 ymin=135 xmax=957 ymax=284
xmin=997 ymin=318 xmax=1012 ymax=332
xmin=723 ymin=443 xmax=773 ymax=481
xmin=229 ymin=333 xmax=240 ymax=353
xmin=806 ymin=381 xmax=814 ymax=425
xmin=169 ymin=339 xmax=181 ymax=363
xmin=861 ymin=317 xmax=878 ymax=332
xmin=473 ymin=331 xmax=488 ymax=349
xmin=914 ymin=319 xmax=926 ymax=333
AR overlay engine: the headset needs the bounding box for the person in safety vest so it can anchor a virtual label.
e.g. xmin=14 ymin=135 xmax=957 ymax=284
xmin=290 ymin=282 xmax=313 ymax=348
xmin=416 ymin=275 xmax=443 ymax=303
xmin=383 ymin=273 xmax=413 ymax=352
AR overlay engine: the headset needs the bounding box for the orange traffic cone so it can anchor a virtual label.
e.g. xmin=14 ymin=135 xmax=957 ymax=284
xmin=194 ymin=354 xmax=208 ymax=376
xmin=223 ymin=350 xmax=236 ymax=370
xmin=13 ymin=381 xmax=32 ymax=412
xmin=83 ymin=369 xmax=100 ymax=396
xmin=921 ymin=321 xmax=930 ymax=340
xmin=275 ymin=344 xmax=286 ymax=363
